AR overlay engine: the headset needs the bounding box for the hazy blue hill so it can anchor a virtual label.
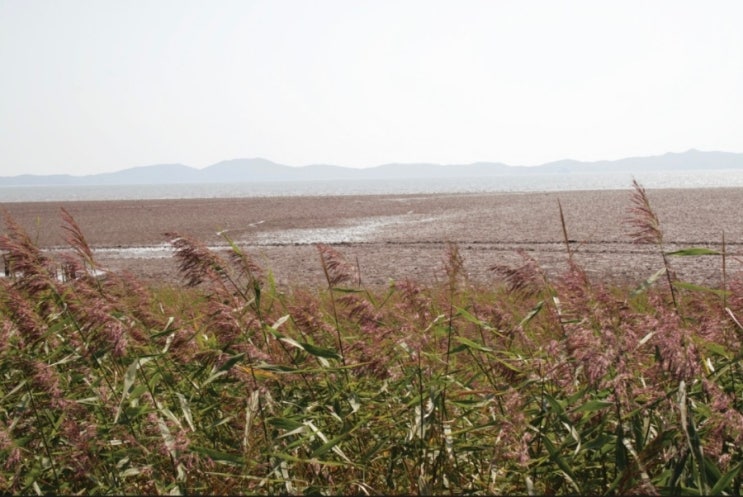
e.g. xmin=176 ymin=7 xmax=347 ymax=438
xmin=0 ymin=164 xmax=199 ymax=186
xmin=89 ymin=163 xmax=198 ymax=184
xmin=202 ymin=158 xmax=291 ymax=182
xmin=203 ymin=159 xmax=361 ymax=181
xmin=613 ymin=149 xmax=743 ymax=171
xmin=0 ymin=174 xmax=81 ymax=186
xmin=464 ymin=162 xmax=514 ymax=175
xmin=2 ymin=149 xmax=743 ymax=186
xmin=534 ymin=150 xmax=743 ymax=174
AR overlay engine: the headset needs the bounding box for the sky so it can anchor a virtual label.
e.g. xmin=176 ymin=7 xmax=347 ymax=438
xmin=1 ymin=1 xmax=743 ymax=177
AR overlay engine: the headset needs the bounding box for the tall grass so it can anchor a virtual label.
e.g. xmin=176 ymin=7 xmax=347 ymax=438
xmin=1 ymin=182 xmax=742 ymax=495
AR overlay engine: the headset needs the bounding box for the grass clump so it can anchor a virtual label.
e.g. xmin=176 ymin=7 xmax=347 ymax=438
xmin=1 ymin=182 xmax=742 ymax=495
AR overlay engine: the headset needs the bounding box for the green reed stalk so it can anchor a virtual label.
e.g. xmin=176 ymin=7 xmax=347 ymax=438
xmin=722 ymin=230 xmax=727 ymax=311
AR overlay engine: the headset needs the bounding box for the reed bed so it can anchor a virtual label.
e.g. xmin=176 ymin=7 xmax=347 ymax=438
xmin=0 ymin=182 xmax=742 ymax=495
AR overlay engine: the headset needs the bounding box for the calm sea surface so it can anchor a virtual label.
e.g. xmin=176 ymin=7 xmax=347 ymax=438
xmin=2 ymin=170 xmax=743 ymax=203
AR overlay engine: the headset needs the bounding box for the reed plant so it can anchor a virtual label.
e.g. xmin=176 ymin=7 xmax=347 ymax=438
xmin=0 ymin=181 xmax=742 ymax=495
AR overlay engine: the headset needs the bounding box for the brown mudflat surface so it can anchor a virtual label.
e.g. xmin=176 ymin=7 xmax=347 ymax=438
xmin=2 ymin=188 xmax=742 ymax=288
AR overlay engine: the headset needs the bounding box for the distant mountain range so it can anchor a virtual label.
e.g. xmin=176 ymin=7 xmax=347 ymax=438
xmin=2 ymin=149 xmax=743 ymax=187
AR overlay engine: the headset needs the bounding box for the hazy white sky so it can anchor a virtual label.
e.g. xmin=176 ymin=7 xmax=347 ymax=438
xmin=1 ymin=1 xmax=742 ymax=176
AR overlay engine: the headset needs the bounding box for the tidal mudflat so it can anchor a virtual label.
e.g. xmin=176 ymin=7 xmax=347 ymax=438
xmin=2 ymin=188 xmax=741 ymax=287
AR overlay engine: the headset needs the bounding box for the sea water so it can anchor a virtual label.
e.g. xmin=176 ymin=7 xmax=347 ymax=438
xmin=2 ymin=169 xmax=743 ymax=203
